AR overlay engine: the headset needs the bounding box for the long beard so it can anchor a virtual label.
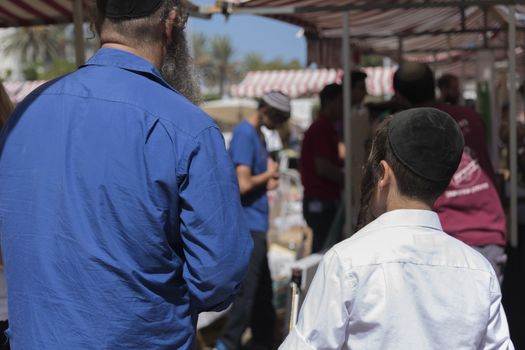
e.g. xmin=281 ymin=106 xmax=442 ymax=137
xmin=161 ymin=27 xmax=201 ymax=105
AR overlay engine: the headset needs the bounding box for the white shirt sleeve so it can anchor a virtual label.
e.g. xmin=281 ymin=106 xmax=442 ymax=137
xmin=481 ymin=275 xmax=514 ymax=350
xmin=280 ymin=249 xmax=356 ymax=350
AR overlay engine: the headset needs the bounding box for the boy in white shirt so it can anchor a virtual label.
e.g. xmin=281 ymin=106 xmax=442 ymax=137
xmin=281 ymin=108 xmax=513 ymax=350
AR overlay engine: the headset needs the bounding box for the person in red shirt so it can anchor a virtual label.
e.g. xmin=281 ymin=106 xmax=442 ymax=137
xmin=392 ymin=62 xmax=507 ymax=281
xmin=395 ymin=66 xmax=495 ymax=180
xmin=436 ymin=102 xmax=496 ymax=183
xmin=434 ymin=152 xmax=506 ymax=281
xmin=437 ymin=73 xmax=461 ymax=104
xmin=300 ymin=83 xmax=344 ymax=253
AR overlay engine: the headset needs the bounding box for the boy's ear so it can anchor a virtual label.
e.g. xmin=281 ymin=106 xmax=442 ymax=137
xmin=378 ymin=160 xmax=393 ymax=189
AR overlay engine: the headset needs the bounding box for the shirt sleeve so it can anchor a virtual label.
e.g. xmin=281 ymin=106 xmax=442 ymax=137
xmin=481 ymin=276 xmax=514 ymax=350
xmin=280 ymin=249 xmax=355 ymax=350
xmin=178 ymin=126 xmax=253 ymax=314
xmin=229 ymin=126 xmax=255 ymax=168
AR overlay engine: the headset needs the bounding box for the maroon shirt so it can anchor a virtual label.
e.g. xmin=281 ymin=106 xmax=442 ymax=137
xmin=436 ymin=103 xmax=495 ymax=182
xmin=300 ymin=115 xmax=342 ymax=199
xmin=434 ymin=152 xmax=506 ymax=246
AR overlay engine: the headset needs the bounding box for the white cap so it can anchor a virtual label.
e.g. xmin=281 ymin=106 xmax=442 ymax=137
xmin=262 ymin=91 xmax=291 ymax=113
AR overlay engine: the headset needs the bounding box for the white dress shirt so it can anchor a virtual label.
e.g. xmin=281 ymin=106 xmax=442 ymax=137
xmin=280 ymin=209 xmax=513 ymax=350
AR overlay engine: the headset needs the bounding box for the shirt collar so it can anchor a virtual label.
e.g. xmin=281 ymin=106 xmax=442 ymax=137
xmin=362 ymin=209 xmax=443 ymax=233
xmin=82 ymin=48 xmax=174 ymax=91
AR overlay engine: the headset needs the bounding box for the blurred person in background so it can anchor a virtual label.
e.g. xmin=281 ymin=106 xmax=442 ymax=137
xmin=438 ymin=73 xmax=461 ymax=105
xmin=216 ymin=92 xmax=291 ymax=350
xmin=300 ymin=83 xmax=344 ymax=253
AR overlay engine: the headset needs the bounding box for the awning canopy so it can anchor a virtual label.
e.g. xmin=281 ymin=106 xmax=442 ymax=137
xmin=231 ymin=69 xmax=342 ymax=98
xmin=0 ymin=0 xmax=207 ymax=28
xmin=231 ymin=66 xmax=395 ymax=98
xmin=217 ymin=1 xmax=525 ymax=68
xmin=0 ymin=1 xmax=74 ymax=27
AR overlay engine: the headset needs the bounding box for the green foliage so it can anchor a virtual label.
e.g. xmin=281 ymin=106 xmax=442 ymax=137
xmin=192 ymin=32 xmax=211 ymax=69
xmin=242 ymin=52 xmax=265 ymax=72
xmin=4 ymin=25 xmax=77 ymax=81
xmin=4 ymin=25 xmax=66 ymax=67
xmin=209 ymin=35 xmax=236 ymax=96
xmin=18 ymin=59 xmax=76 ymax=81
xmin=0 ymin=70 xmax=12 ymax=81
xmin=22 ymin=65 xmax=39 ymax=80
xmin=201 ymin=93 xmax=222 ymax=102
xmin=361 ymin=54 xmax=383 ymax=67
xmin=241 ymin=52 xmax=302 ymax=71
xmin=40 ymin=59 xmax=77 ymax=80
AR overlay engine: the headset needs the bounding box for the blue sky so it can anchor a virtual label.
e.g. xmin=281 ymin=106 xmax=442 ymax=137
xmin=188 ymin=0 xmax=307 ymax=64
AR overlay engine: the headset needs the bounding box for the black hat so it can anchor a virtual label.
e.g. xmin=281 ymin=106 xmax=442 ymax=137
xmin=97 ymin=0 xmax=164 ymax=19
xmin=388 ymin=108 xmax=464 ymax=182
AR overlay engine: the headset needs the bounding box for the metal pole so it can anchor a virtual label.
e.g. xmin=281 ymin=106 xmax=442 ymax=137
xmin=460 ymin=6 xmax=466 ymax=31
xmin=73 ymin=0 xmax=86 ymax=66
xmin=508 ymin=6 xmax=518 ymax=248
xmin=489 ymin=53 xmax=499 ymax=170
xmin=483 ymin=7 xmax=489 ymax=49
xmin=343 ymin=12 xmax=353 ymax=235
xmin=398 ymin=36 xmax=404 ymax=64
xmin=446 ymin=34 xmax=453 ymax=62
xmin=460 ymin=59 xmax=466 ymax=100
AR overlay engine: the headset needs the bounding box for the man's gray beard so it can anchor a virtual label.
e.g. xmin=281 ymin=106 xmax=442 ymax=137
xmin=161 ymin=28 xmax=201 ymax=105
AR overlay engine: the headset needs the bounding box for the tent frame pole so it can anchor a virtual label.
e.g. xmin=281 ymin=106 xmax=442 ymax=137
xmin=508 ymin=5 xmax=518 ymax=248
xmin=343 ymin=12 xmax=353 ymax=235
xmin=73 ymin=0 xmax=86 ymax=67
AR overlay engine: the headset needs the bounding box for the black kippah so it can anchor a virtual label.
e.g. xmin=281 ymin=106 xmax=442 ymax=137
xmin=388 ymin=108 xmax=464 ymax=182
xmin=97 ymin=0 xmax=164 ymax=19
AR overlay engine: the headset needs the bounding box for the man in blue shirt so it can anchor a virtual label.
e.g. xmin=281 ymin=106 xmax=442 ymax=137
xmin=0 ymin=1 xmax=252 ymax=349
xmin=216 ymin=92 xmax=291 ymax=350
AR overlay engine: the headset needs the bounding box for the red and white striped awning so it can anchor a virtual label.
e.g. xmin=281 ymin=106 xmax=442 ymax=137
xmin=0 ymin=0 xmax=78 ymax=27
xmin=231 ymin=69 xmax=342 ymax=98
xmin=3 ymin=80 xmax=46 ymax=103
xmin=231 ymin=66 xmax=395 ymax=98
xmin=362 ymin=66 xmax=395 ymax=97
xmin=0 ymin=0 xmax=204 ymax=28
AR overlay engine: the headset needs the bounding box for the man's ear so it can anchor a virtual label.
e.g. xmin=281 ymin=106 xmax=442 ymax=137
xmin=258 ymin=106 xmax=269 ymax=118
xmin=164 ymin=8 xmax=177 ymax=42
xmin=377 ymin=160 xmax=393 ymax=190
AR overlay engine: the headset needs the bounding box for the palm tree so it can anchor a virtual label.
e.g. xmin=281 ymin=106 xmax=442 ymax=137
xmin=191 ymin=32 xmax=211 ymax=87
xmin=192 ymin=32 xmax=210 ymax=68
xmin=3 ymin=25 xmax=65 ymax=66
xmin=242 ymin=52 xmax=265 ymax=72
xmin=210 ymin=35 xmax=235 ymax=97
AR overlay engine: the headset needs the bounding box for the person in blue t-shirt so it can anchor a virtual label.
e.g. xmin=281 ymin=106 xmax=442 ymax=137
xmin=216 ymin=92 xmax=291 ymax=350
xmin=0 ymin=1 xmax=253 ymax=349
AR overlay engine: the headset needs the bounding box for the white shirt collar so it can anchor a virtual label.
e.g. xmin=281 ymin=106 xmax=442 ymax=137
xmin=360 ymin=209 xmax=442 ymax=234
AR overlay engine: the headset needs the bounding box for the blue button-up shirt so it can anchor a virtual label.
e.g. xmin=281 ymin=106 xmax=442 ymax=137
xmin=0 ymin=48 xmax=253 ymax=350
xmin=229 ymin=120 xmax=269 ymax=233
